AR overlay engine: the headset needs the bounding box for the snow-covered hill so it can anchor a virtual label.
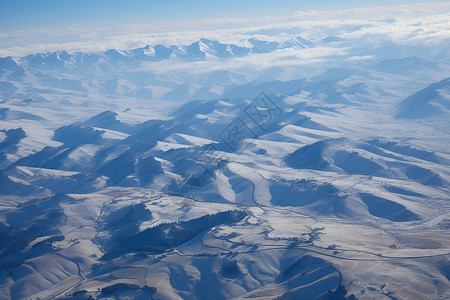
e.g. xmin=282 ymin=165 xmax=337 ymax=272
xmin=0 ymin=27 xmax=449 ymax=299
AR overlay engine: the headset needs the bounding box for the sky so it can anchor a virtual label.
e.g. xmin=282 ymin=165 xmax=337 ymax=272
xmin=0 ymin=0 xmax=444 ymax=32
xmin=0 ymin=0 xmax=448 ymax=56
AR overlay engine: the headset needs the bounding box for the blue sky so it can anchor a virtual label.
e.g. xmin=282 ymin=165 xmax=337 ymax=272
xmin=0 ymin=0 xmax=441 ymax=32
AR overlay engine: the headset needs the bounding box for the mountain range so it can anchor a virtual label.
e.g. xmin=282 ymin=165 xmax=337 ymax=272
xmin=0 ymin=31 xmax=449 ymax=299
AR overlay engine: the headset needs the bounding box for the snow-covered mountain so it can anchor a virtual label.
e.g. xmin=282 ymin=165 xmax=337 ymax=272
xmin=396 ymin=77 xmax=450 ymax=119
xmin=0 ymin=29 xmax=449 ymax=299
xmin=15 ymin=37 xmax=313 ymax=70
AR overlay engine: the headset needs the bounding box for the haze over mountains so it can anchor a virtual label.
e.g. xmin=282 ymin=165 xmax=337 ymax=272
xmin=0 ymin=3 xmax=449 ymax=299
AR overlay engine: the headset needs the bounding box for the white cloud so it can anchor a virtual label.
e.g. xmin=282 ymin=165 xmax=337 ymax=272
xmin=136 ymin=46 xmax=349 ymax=75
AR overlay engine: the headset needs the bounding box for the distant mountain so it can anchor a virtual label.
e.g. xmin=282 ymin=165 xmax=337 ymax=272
xmin=283 ymin=36 xmax=315 ymax=48
xmin=0 ymin=57 xmax=21 ymax=71
xmin=9 ymin=37 xmax=315 ymax=71
xmin=396 ymin=77 xmax=450 ymax=119
xmin=321 ymin=36 xmax=345 ymax=43
xmin=372 ymin=56 xmax=440 ymax=74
